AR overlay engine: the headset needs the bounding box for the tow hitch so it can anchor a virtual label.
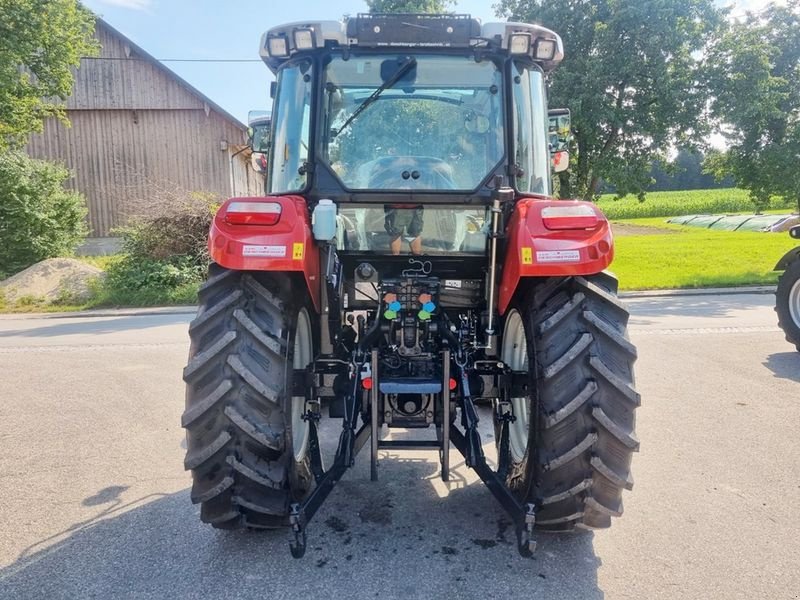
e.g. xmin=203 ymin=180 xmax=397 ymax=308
xmin=286 ymin=353 xmax=537 ymax=558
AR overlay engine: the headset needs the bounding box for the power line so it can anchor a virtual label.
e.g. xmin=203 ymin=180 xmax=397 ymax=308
xmin=162 ymin=59 xmax=262 ymax=63
xmin=80 ymin=56 xmax=262 ymax=63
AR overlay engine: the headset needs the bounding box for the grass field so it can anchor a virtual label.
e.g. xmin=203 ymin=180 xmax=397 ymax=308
xmin=3 ymin=189 xmax=799 ymax=312
xmin=612 ymin=217 xmax=798 ymax=290
xmin=596 ymin=188 xmax=796 ymax=220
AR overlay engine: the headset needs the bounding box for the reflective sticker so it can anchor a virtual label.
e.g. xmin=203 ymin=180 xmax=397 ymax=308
xmin=521 ymin=247 xmax=533 ymax=265
xmin=243 ymin=245 xmax=286 ymax=257
xmin=536 ymin=250 xmax=581 ymax=263
xmin=293 ymin=242 xmax=304 ymax=260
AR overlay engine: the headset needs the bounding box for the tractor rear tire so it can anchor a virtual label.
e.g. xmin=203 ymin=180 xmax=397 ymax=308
xmin=499 ymin=273 xmax=639 ymax=531
xmin=182 ymin=265 xmax=314 ymax=530
xmin=776 ymin=258 xmax=800 ymax=351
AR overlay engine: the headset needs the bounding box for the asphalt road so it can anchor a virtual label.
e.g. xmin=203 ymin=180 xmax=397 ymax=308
xmin=0 ymin=293 xmax=798 ymax=599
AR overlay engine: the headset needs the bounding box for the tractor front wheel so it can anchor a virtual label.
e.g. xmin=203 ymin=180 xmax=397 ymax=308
xmin=182 ymin=265 xmax=315 ymax=529
xmin=776 ymin=258 xmax=800 ymax=351
xmin=498 ymin=273 xmax=639 ymax=530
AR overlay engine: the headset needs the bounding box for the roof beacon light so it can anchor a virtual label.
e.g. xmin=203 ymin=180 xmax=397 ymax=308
xmin=293 ymin=28 xmax=316 ymax=51
xmin=534 ymin=38 xmax=558 ymax=61
xmin=267 ymin=35 xmax=289 ymax=58
xmin=508 ymin=32 xmax=532 ymax=55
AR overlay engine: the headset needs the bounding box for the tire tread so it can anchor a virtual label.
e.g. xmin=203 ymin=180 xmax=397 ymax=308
xmin=182 ymin=266 xmax=308 ymax=531
xmin=508 ymin=273 xmax=639 ymax=532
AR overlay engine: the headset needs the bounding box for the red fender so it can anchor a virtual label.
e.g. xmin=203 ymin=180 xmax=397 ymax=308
xmin=498 ymin=198 xmax=614 ymax=315
xmin=208 ymin=196 xmax=321 ymax=312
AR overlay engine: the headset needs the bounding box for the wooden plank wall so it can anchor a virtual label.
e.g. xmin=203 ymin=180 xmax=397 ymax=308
xmin=67 ymin=23 xmax=205 ymax=111
xmin=25 ymin=20 xmax=263 ymax=237
xmin=28 ymin=109 xmax=256 ymax=236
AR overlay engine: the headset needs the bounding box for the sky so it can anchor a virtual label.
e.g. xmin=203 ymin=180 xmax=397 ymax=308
xmin=81 ymin=0 xmax=779 ymax=126
xmin=81 ymin=0 xmax=495 ymax=124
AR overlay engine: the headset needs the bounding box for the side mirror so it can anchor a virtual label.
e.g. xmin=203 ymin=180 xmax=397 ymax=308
xmin=548 ymin=108 xmax=571 ymax=153
xmin=250 ymin=152 xmax=269 ymax=174
xmin=248 ymin=120 xmax=271 ymax=154
xmin=551 ymin=150 xmax=570 ymax=173
xmin=790 ymin=224 xmax=800 ymax=240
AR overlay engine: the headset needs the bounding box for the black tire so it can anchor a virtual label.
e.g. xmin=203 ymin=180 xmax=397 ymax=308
xmin=499 ymin=273 xmax=639 ymax=530
xmin=182 ymin=265 xmax=314 ymax=530
xmin=776 ymin=258 xmax=800 ymax=352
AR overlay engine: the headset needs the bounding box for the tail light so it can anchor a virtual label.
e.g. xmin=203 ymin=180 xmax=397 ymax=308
xmin=541 ymin=204 xmax=599 ymax=230
xmin=224 ymin=201 xmax=282 ymax=226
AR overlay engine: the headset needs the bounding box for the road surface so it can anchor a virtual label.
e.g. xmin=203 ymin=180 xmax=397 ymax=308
xmin=0 ymin=293 xmax=798 ymax=599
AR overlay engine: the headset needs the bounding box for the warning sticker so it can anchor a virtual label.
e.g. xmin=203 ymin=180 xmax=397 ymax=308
xmin=293 ymin=242 xmax=304 ymax=260
xmin=536 ymin=250 xmax=581 ymax=263
xmin=521 ymin=247 xmax=533 ymax=265
xmin=242 ymin=245 xmax=286 ymax=257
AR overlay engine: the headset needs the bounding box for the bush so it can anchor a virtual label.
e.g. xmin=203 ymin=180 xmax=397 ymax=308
xmin=99 ymin=255 xmax=203 ymax=306
xmin=116 ymin=191 xmax=217 ymax=264
xmin=106 ymin=255 xmax=205 ymax=293
xmin=0 ymin=151 xmax=88 ymax=278
xmin=99 ymin=192 xmax=217 ymax=306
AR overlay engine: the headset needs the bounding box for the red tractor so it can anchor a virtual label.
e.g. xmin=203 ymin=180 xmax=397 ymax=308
xmin=776 ymin=225 xmax=800 ymax=351
xmin=182 ymin=14 xmax=639 ymax=557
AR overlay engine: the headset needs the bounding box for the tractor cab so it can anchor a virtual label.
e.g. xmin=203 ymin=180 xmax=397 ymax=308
xmin=260 ymin=15 xmax=564 ymax=254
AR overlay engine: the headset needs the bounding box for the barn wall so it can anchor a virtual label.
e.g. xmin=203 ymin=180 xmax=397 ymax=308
xmin=24 ymin=19 xmax=264 ymax=237
xmin=230 ymin=148 xmax=264 ymax=198
xmin=65 ymin=23 xmax=205 ymax=111
xmin=27 ymin=108 xmax=252 ymax=236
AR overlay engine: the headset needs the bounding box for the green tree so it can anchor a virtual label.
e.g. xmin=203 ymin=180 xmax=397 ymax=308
xmin=0 ymin=0 xmax=97 ymax=149
xmin=704 ymin=1 xmax=800 ymax=213
xmin=496 ymin=0 xmax=721 ymax=201
xmin=648 ymin=148 xmax=732 ymax=191
xmin=365 ymin=0 xmax=454 ymax=13
xmin=0 ymin=151 xmax=88 ymax=277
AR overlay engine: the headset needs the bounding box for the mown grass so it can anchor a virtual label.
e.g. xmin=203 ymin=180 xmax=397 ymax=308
xmin=0 ymin=283 xmax=199 ymax=313
xmin=87 ymin=281 xmax=199 ymax=308
xmin=596 ymin=188 xmax=796 ymax=220
xmin=3 ymin=193 xmax=798 ymax=312
xmin=0 ymin=255 xmax=199 ymax=313
xmin=612 ymin=217 xmax=798 ymax=290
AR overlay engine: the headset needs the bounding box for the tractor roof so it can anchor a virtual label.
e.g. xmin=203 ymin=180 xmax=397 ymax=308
xmin=259 ymin=14 xmax=563 ymax=74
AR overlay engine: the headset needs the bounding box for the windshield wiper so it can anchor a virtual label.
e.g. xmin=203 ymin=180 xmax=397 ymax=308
xmin=331 ymin=57 xmax=417 ymax=139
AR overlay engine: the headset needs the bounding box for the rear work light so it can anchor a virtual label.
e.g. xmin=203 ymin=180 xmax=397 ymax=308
xmin=541 ymin=204 xmax=600 ymax=230
xmin=508 ymin=32 xmax=532 ymax=55
xmin=224 ymin=201 xmax=282 ymax=226
xmin=533 ymin=38 xmax=558 ymax=60
xmin=293 ymin=28 xmax=316 ymax=51
xmin=267 ymin=35 xmax=289 ymax=58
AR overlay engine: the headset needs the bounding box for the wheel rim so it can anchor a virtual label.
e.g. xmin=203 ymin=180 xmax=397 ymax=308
xmin=790 ymin=278 xmax=800 ymax=329
xmin=292 ymin=308 xmax=312 ymax=462
xmin=501 ymin=309 xmax=530 ymax=463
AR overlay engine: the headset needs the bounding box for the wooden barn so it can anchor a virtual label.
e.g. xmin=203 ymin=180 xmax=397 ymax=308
xmin=26 ymin=17 xmax=262 ymax=240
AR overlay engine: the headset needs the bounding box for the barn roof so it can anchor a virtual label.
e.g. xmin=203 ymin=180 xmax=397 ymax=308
xmin=92 ymin=17 xmax=248 ymax=131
